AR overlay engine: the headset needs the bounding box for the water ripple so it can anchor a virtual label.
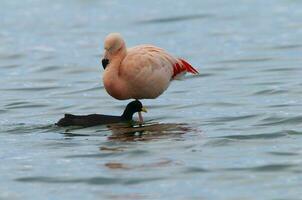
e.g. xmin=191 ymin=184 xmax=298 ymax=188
xmin=207 ymin=114 xmax=259 ymax=123
xmin=65 ymin=152 xmax=125 ymax=159
xmin=0 ymin=109 xmax=7 ymax=114
xmin=137 ymin=13 xmax=213 ymax=24
xmin=5 ymin=101 xmax=48 ymax=109
xmin=34 ymin=65 xmax=61 ymax=73
xmin=0 ymin=63 xmax=19 ymax=69
xmin=261 ymin=67 xmax=301 ymax=72
xmin=268 ymin=152 xmax=300 ymax=156
xmin=105 ymin=159 xmax=176 ymax=170
xmin=223 ymin=164 xmax=296 ymax=172
xmin=15 ymin=176 xmax=164 ymax=185
xmin=212 ymin=57 xmax=274 ymax=64
xmin=252 ymin=89 xmax=288 ymax=95
xmin=3 ymin=86 xmax=61 ymax=91
xmin=182 ymin=167 xmax=210 ymax=174
xmin=257 ymin=116 xmax=302 ymax=126
xmin=216 ymin=132 xmax=286 ymax=140
xmin=266 ymin=44 xmax=302 ymax=50
xmin=204 ymin=138 xmax=238 ymax=147
xmin=60 ymin=85 xmax=103 ymax=95
xmin=0 ymin=53 xmax=25 ymax=60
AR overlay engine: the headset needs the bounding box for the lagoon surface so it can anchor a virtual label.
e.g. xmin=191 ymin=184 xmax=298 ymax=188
xmin=1 ymin=0 xmax=302 ymax=199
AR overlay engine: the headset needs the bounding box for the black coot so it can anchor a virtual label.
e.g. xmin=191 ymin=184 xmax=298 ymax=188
xmin=56 ymin=100 xmax=147 ymax=127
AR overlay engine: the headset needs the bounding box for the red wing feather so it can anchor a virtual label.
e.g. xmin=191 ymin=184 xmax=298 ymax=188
xmin=172 ymin=59 xmax=199 ymax=78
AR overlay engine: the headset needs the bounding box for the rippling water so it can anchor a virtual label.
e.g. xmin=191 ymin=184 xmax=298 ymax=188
xmin=1 ymin=0 xmax=302 ymax=199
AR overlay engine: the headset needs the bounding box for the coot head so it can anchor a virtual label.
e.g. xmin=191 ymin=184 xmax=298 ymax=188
xmin=122 ymin=100 xmax=147 ymax=121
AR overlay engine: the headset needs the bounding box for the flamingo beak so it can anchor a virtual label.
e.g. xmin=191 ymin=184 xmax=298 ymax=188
xmin=102 ymin=58 xmax=109 ymax=69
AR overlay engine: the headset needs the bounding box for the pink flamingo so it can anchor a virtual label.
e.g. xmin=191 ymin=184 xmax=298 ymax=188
xmin=101 ymin=33 xmax=199 ymax=122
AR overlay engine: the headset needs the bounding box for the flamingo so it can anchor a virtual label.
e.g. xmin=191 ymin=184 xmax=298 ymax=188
xmin=101 ymin=33 xmax=199 ymax=122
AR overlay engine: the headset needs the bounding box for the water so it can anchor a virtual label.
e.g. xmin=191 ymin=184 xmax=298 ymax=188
xmin=1 ymin=0 xmax=302 ymax=199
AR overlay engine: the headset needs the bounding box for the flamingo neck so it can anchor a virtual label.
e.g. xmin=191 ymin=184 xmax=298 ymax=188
xmin=103 ymin=45 xmax=129 ymax=100
xmin=107 ymin=45 xmax=127 ymax=76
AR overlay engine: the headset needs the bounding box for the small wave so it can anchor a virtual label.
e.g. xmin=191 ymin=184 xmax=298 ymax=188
xmin=3 ymin=86 xmax=61 ymax=92
xmin=0 ymin=53 xmax=25 ymax=60
xmin=223 ymin=163 xmax=295 ymax=172
xmin=261 ymin=67 xmax=301 ymax=72
xmin=60 ymin=85 xmax=103 ymax=95
xmin=252 ymin=89 xmax=288 ymax=95
xmin=256 ymin=116 xmax=302 ymax=126
xmin=182 ymin=167 xmax=210 ymax=174
xmin=137 ymin=14 xmax=213 ymax=24
xmin=15 ymin=176 xmax=164 ymax=185
xmin=212 ymin=57 xmax=274 ymax=64
xmin=5 ymin=101 xmax=48 ymax=109
xmin=265 ymin=44 xmax=302 ymax=50
xmin=216 ymin=132 xmax=286 ymax=140
xmin=34 ymin=65 xmax=61 ymax=73
xmin=207 ymin=114 xmax=259 ymax=123
xmin=268 ymin=151 xmax=300 ymax=156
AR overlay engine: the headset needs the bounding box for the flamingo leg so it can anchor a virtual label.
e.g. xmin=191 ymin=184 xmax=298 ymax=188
xmin=138 ymin=111 xmax=143 ymax=124
xmin=136 ymin=99 xmax=144 ymax=124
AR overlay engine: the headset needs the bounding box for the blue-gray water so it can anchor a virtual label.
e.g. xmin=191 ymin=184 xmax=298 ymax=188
xmin=1 ymin=0 xmax=302 ymax=199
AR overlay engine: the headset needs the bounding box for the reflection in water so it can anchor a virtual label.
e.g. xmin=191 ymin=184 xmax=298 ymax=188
xmin=59 ymin=120 xmax=200 ymax=142
xmin=107 ymin=122 xmax=193 ymax=142
xmin=59 ymin=122 xmax=195 ymax=142
xmin=104 ymin=158 xmax=176 ymax=170
xmin=99 ymin=146 xmax=125 ymax=152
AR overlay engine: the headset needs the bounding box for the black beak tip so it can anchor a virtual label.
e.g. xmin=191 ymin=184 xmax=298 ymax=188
xmin=102 ymin=58 xmax=109 ymax=69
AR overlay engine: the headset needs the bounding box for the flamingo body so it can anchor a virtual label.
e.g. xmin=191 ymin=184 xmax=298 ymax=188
xmin=102 ymin=33 xmax=198 ymax=100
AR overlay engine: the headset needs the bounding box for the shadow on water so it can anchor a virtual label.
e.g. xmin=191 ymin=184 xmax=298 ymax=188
xmin=104 ymin=158 xmax=180 ymax=170
xmin=62 ymin=122 xmax=195 ymax=142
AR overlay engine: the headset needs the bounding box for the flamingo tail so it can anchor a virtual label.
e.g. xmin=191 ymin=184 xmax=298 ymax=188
xmin=172 ymin=59 xmax=199 ymax=79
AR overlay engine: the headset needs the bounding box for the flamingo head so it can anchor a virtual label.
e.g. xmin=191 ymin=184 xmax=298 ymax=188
xmin=102 ymin=33 xmax=126 ymax=69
